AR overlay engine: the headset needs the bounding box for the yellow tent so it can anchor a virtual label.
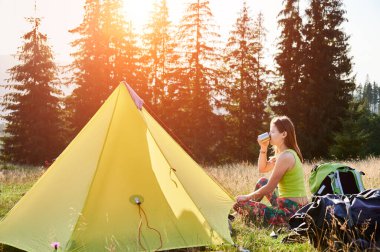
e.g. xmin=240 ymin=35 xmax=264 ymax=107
xmin=0 ymin=82 xmax=234 ymax=251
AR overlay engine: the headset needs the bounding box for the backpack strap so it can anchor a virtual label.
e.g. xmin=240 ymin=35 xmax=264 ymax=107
xmin=333 ymin=171 xmax=344 ymax=194
xmin=316 ymin=185 xmax=327 ymax=195
xmin=353 ymin=170 xmax=366 ymax=192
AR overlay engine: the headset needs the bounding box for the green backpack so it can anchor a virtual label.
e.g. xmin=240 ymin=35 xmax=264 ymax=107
xmin=309 ymin=163 xmax=366 ymax=196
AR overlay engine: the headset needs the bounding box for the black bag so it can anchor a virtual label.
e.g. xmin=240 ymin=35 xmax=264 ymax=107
xmin=288 ymin=189 xmax=380 ymax=250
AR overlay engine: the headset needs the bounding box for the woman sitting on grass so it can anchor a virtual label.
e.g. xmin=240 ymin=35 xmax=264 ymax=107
xmin=235 ymin=116 xmax=308 ymax=225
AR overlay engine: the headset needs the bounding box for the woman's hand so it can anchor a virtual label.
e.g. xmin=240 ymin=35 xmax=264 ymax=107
xmin=257 ymin=137 xmax=270 ymax=150
xmin=235 ymin=194 xmax=251 ymax=202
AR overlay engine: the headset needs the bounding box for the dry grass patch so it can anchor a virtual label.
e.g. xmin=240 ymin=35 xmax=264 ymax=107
xmin=205 ymin=157 xmax=380 ymax=198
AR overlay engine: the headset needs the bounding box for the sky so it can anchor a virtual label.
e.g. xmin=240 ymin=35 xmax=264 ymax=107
xmin=0 ymin=0 xmax=379 ymax=86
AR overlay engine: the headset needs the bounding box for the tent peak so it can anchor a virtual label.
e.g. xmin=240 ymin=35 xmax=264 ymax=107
xmin=122 ymin=81 xmax=144 ymax=110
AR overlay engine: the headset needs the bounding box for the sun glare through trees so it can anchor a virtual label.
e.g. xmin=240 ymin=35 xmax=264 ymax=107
xmin=1 ymin=0 xmax=380 ymax=165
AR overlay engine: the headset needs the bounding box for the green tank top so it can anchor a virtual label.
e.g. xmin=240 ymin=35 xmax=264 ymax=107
xmin=277 ymin=149 xmax=307 ymax=198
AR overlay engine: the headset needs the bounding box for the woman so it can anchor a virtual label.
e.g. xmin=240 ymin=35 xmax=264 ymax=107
xmin=234 ymin=116 xmax=308 ymax=225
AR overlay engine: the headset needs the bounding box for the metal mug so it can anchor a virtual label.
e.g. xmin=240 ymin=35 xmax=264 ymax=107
xmin=258 ymin=132 xmax=270 ymax=141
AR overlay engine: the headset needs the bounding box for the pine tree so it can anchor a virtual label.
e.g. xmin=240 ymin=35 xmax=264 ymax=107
xmin=274 ymin=0 xmax=305 ymax=124
xmin=374 ymin=82 xmax=379 ymax=114
xmin=252 ymin=12 xmax=271 ymax=121
xmin=356 ymin=83 xmax=380 ymax=155
xmin=362 ymin=79 xmax=373 ymax=112
xmin=68 ymin=0 xmax=144 ymax=135
xmin=169 ymin=0 xmax=224 ymax=162
xmin=68 ymin=0 xmax=107 ymax=134
xmin=101 ymin=0 xmax=147 ymax=96
xmin=100 ymin=0 xmax=128 ymax=87
xmin=142 ymin=0 xmax=175 ymax=113
xmin=301 ymin=0 xmax=354 ymax=158
xmin=329 ymin=101 xmax=371 ymax=159
xmin=1 ymin=17 xmax=63 ymax=165
xmin=362 ymin=80 xmax=380 ymax=114
xmin=223 ymin=2 xmax=269 ymax=161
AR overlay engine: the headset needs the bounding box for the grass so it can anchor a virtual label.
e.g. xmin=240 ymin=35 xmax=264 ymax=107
xmin=205 ymin=157 xmax=380 ymax=197
xmin=0 ymin=164 xmax=44 ymax=219
xmin=0 ymin=157 xmax=379 ymax=251
xmin=210 ymin=220 xmax=313 ymax=252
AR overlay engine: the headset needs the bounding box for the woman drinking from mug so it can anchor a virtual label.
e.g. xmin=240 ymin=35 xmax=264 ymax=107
xmin=234 ymin=116 xmax=308 ymax=225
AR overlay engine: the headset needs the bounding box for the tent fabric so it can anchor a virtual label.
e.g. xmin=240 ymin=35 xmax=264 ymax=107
xmin=0 ymin=83 xmax=234 ymax=251
xmin=125 ymin=83 xmax=143 ymax=110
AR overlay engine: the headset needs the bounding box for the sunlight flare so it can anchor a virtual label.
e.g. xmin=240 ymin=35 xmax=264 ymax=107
xmin=122 ymin=0 xmax=156 ymax=30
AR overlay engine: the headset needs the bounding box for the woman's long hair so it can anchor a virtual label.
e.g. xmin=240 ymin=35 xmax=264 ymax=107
xmin=271 ymin=116 xmax=304 ymax=163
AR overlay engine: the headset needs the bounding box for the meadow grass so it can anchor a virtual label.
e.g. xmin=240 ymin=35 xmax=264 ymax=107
xmin=205 ymin=157 xmax=380 ymax=197
xmin=0 ymin=157 xmax=379 ymax=251
xmin=0 ymin=164 xmax=44 ymax=219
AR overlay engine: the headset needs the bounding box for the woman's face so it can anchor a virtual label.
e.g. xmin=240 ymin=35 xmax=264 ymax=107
xmin=269 ymin=123 xmax=286 ymax=147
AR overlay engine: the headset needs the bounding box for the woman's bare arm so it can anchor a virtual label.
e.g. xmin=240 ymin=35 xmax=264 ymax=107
xmin=258 ymin=156 xmax=276 ymax=173
xmin=236 ymin=152 xmax=295 ymax=202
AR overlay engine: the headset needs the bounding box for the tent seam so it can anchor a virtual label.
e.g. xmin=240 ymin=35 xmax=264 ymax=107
xmin=65 ymin=86 xmax=121 ymax=249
